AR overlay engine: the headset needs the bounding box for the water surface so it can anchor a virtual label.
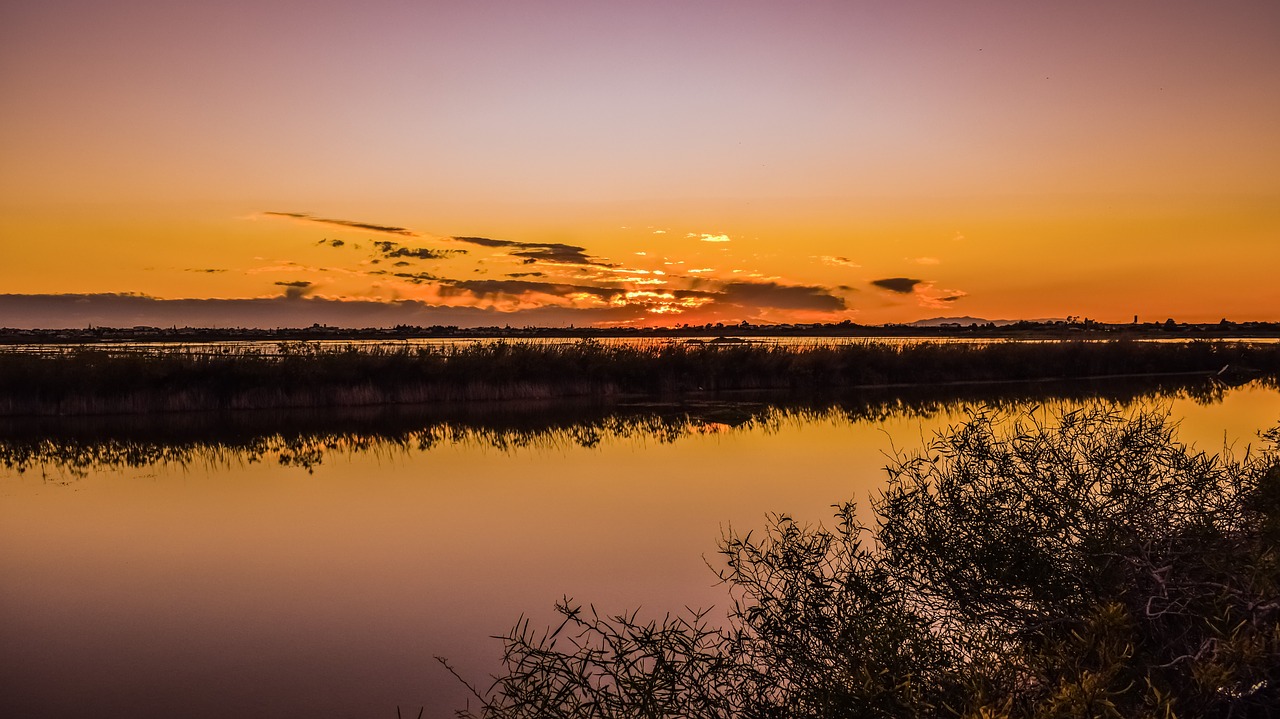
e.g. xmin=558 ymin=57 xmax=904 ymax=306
xmin=2 ymin=380 xmax=1277 ymax=718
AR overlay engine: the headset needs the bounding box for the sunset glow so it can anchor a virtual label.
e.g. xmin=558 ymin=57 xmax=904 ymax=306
xmin=2 ymin=0 xmax=1277 ymax=327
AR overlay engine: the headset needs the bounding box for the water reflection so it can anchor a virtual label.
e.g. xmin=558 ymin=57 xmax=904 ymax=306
xmin=0 ymin=375 xmax=1243 ymax=477
xmin=1 ymin=376 xmax=1274 ymax=719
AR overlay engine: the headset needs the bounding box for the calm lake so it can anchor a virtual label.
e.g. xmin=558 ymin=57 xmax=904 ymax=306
xmin=3 ymin=379 xmax=1278 ymax=718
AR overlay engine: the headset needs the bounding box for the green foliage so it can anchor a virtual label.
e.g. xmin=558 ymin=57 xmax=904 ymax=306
xmin=450 ymin=407 xmax=1280 ymax=718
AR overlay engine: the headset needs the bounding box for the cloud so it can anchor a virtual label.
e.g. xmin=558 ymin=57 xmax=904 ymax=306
xmin=264 ymin=212 xmax=417 ymax=236
xmin=392 ymin=272 xmax=442 ymax=284
xmin=817 ymin=256 xmax=861 ymax=268
xmin=509 ymin=245 xmax=612 ymax=266
xmin=0 ymin=293 xmax=653 ymax=329
xmin=917 ymin=288 xmax=968 ymax=308
xmin=451 ymin=236 xmax=614 ymax=268
xmin=719 ymin=281 xmax=846 ymax=311
xmin=317 ymin=238 xmax=346 ymax=248
xmin=698 ymin=234 xmax=731 ymax=243
xmin=274 ymin=280 xmax=315 ymax=299
xmin=451 ymin=236 xmax=514 ymax=248
xmin=186 ymin=268 xmax=228 ymax=273
xmin=440 ymin=279 xmax=625 ymax=302
xmin=871 ymin=277 xmax=923 ymax=294
xmin=905 ymin=282 xmax=969 ymax=308
xmin=911 ymin=257 xmax=941 ymax=265
xmin=268 ymin=209 xmax=618 ymax=269
xmin=506 ymin=272 xmax=546 ymax=278
xmin=371 ymin=240 xmax=464 ymax=261
xmin=269 ymin=213 xmax=615 ymax=269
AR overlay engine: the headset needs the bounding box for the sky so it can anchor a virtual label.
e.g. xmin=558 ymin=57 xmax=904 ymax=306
xmin=2 ymin=0 xmax=1278 ymax=328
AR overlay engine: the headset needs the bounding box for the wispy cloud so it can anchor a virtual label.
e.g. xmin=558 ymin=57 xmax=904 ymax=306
xmin=186 ymin=268 xmax=228 ymax=273
xmin=817 ymin=256 xmax=861 ymax=268
xmin=450 ymin=235 xmax=517 ymax=248
xmin=685 ymin=232 xmax=732 ymax=243
xmin=243 ymin=212 xmax=860 ymax=323
xmin=451 ymin=236 xmax=614 ymax=268
xmin=911 ymin=257 xmax=941 ymax=265
xmin=264 ymin=211 xmax=418 ymax=236
xmin=915 ymin=287 xmax=968 ymax=308
xmin=392 ymin=272 xmax=442 ymax=285
xmin=870 ymin=277 xmax=923 ymax=294
xmin=269 ymin=211 xmax=623 ymax=271
xmin=371 ymin=240 xmax=464 ymax=261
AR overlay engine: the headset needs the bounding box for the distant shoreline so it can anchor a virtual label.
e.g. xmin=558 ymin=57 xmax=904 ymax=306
xmin=2 ymin=319 xmax=1279 ymax=345
xmin=1 ymin=338 xmax=1276 ymax=417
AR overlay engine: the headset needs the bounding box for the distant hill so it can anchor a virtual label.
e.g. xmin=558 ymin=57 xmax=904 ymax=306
xmin=907 ymin=316 xmax=1067 ymax=327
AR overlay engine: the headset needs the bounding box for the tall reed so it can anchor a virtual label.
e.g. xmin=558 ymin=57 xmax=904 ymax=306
xmin=0 ymin=339 xmax=1275 ymax=416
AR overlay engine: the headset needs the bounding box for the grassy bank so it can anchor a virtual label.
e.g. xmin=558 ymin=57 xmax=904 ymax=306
xmin=0 ymin=374 xmax=1234 ymax=473
xmin=1 ymin=339 xmax=1277 ymax=416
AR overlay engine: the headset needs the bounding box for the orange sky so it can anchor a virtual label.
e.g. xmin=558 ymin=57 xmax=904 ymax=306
xmin=2 ymin=0 xmax=1277 ymax=328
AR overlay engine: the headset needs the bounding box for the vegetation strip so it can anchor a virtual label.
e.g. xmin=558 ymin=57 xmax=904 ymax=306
xmin=1 ymin=339 xmax=1277 ymax=416
xmin=0 ymin=375 xmax=1235 ymax=474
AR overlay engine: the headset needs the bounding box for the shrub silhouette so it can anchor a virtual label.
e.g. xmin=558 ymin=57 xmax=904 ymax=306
xmin=446 ymin=407 xmax=1280 ymax=718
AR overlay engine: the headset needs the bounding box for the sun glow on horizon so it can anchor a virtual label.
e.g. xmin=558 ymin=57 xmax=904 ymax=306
xmin=1 ymin=1 xmax=1277 ymax=328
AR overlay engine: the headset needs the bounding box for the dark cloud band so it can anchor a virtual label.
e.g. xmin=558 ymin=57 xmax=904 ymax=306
xmin=440 ymin=279 xmax=625 ymax=301
xmin=871 ymin=278 xmax=923 ymax=294
xmin=0 ymin=293 xmax=648 ymax=329
xmin=720 ymin=281 xmax=846 ymax=311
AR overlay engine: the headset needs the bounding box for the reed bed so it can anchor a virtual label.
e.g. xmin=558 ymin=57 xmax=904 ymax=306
xmin=0 ymin=339 xmax=1276 ymax=416
xmin=0 ymin=373 xmax=1238 ymax=474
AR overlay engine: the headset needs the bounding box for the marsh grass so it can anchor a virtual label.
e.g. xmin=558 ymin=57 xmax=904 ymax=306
xmin=0 ymin=374 xmax=1234 ymax=476
xmin=0 ymin=339 xmax=1276 ymax=416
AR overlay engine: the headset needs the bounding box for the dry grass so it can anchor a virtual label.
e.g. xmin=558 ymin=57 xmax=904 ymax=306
xmin=0 ymin=339 xmax=1275 ymax=416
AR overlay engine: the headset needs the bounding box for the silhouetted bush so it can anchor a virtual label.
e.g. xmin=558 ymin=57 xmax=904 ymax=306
xmin=448 ymin=408 xmax=1280 ymax=718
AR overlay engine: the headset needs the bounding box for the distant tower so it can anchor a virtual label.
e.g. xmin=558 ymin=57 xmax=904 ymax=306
xmin=1133 ymin=315 xmax=1138 ymax=324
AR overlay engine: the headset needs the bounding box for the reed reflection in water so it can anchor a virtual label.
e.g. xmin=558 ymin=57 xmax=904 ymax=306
xmin=1 ymin=377 xmax=1276 ymax=718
